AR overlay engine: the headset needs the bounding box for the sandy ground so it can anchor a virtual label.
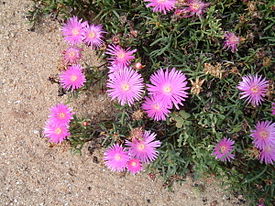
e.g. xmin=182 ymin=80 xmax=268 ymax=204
xmin=0 ymin=0 xmax=247 ymax=205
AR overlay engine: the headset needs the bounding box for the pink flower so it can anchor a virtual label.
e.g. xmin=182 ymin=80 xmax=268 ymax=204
xmin=60 ymin=64 xmax=86 ymax=90
xmin=48 ymin=104 xmax=74 ymax=125
xmin=251 ymin=121 xmax=275 ymax=150
xmin=127 ymin=159 xmax=143 ymax=174
xmin=212 ymin=138 xmax=235 ymax=162
xmin=142 ymin=96 xmax=171 ymax=121
xmin=272 ymin=103 xmax=275 ymax=115
xmin=106 ymin=44 xmax=136 ymax=69
xmin=237 ymin=74 xmax=269 ymax=106
xmin=259 ymin=145 xmax=275 ymax=164
xmin=104 ymin=144 xmax=129 ymax=172
xmin=144 ymin=0 xmax=176 ymax=14
xmin=224 ymin=32 xmax=240 ymax=53
xmin=106 ymin=67 xmax=144 ymax=106
xmin=62 ymin=16 xmax=87 ymax=45
xmin=175 ymin=0 xmax=209 ymax=18
xmin=147 ymin=68 xmax=189 ymax=110
xmin=83 ymin=24 xmax=105 ymax=49
xmin=44 ymin=120 xmax=70 ymax=143
xmin=125 ymin=130 xmax=161 ymax=163
xmin=108 ymin=63 xmax=128 ymax=74
xmin=63 ymin=47 xmax=82 ymax=64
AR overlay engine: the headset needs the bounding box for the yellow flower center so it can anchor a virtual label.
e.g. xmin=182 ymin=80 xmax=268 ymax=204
xmin=163 ymin=85 xmax=172 ymax=94
xmin=220 ymin=146 xmax=227 ymax=153
xmin=117 ymin=52 xmax=126 ymax=59
xmin=137 ymin=143 xmax=145 ymax=151
xmin=131 ymin=161 xmax=137 ymax=167
xmin=191 ymin=3 xmax=201 ymax=11
xmin=72 ymin=28 xmax=79 ymax=36
xmin=121 ymin=83 xmax=130 ymax=91
xmin=157 ymin=0 xmax=166 ymax=3
xmin=55 ymin=128 xmax=62 ymax=135
xmin=68 ymin=51 xmax=76 ymax=58
xmin=250 ymin=86 xmax=259 ymax=93
xmin=58 ymin=112 xmax=66 ymax=119
xmin=259 ymin=130 xmax=268 ymax=139
xmin=114 ymin=154 xmax=121 ymax=161
xmin=153 ymin=104 xmax=161 ymax=110
xmin=229 ymin=35 xmax=239 ymax=43
xmin=89 ymin=31 xmax=96 ymax=38
xmin=70 ymin=75 xmax=78 ymax=82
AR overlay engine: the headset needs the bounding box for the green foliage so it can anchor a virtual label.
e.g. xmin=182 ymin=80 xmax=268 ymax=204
xmin=30 ymin=0 xmax=275 ymax=205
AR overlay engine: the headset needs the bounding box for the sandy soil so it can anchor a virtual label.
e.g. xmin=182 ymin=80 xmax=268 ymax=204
xmin=0 ymin=0 xmax=246 ymax=205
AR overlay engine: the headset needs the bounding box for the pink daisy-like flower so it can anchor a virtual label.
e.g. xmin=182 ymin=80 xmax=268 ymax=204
xmin=127 ymin=158 xmax=143 ymax=174
xmin=106 ymin=67 xmax=144 ymax=106
xmin=237 ymin=74 xmax=269 ymax=106
xmin=259 ymin=145 xmax=275 ymax=164
xmin=125 ymin=130 xmax=161 ymax=163
xmin=60 ymin=64 xmax=86 ymax=90
xmin=44 ymin=120 xmax=70 ymax=143
xmin=251 ymin=121 xmax=275 ymax=150
xmin=83 ymin=24 xmax=105 ymax=49
xmin=147 ymin=68 xmax=189 ymax=110
xmin=63 ymin=47 xmax=82 ymax=64
xmin=175 ymin=0 xmax=209 ymax=18
xmin=144 ymin=0 xmax=176 ymax=14
xmin=48 ymin=104 xmax=74 ymax=125
xmin=62 ymin=16 xmax=87 ymax=45
xmin=106 ymin=45 xmax=136 ymax=69
xmin=272 ymin=103 xmax=275 ymax=115
xmin=104 ymin=144 xmax=129 ymax=172
xmin=142 ymin=96 xmax=172 ymax=121
xmin=224 ymin=32 xmax=240 ymax=53
xmin=212 ymin=138 xmax=235 ymax=162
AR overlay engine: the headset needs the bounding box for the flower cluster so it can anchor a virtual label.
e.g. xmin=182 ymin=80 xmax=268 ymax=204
xmin=143 ymin=68 xmax=189 ymax=121
xmin=59 ymin=16 xmax=106 ymax=91
xmin=250 ymin=121 xmax=275 ymax=164
xmin=44 ymin=104 xmax=74 ymax=143
xmin=104 ymin=130 xmax=161 ymax=174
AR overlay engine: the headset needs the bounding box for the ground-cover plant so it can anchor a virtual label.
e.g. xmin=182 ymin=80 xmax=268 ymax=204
xmin=30 ymin=0 xmax=275 ymax=205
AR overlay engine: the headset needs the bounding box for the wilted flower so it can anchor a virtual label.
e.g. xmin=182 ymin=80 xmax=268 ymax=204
xmin=62 ymin=16 xmax=87 ymax=45
xmin=44 ymin=120 xmax=70 ymax=143
xmin=212 ymin=138 xmax=235 ymax=162
xmin=63 ymin=47 xmax=82 ymax=64
xmin=125 ymin=130 xmax=161 ymax=163
xmin=203 ymin=63 xmax=224 ymax=79
xmin=132 ymin=110 xmax=144 ymax=121
xmin=224 ymin=32 xmax=240 ymax=53
xmin=147 ymin=68 xmax=189 ymax=110
xmin=142 ymin=96 xmax=172 ymax=121
xmin=190 ymin=78 xmax=205 ymax=95
xmin=237 ymin=74 xmax=269 ymax=106
xmin=82 ymin=24 xmax=105 ymax=49
xmin=251 ymin=121 xmax=275 ymax=150
xmin=104 ymin=144 xmax=129 ymax=172
xmin=48 ymin=104 xmax=74 ymax=125
xmin=127 ymin=159 xmax=143 ymax=174
xmin=106 ymin=45 xmax=136 ymax=69
xmin=144 ymin=0 xmax=176 ymax=14
xmin=106 ymin=67 xmax=144 ymax=106
xmin=129 ymin=127 xmax=144 ymax=141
